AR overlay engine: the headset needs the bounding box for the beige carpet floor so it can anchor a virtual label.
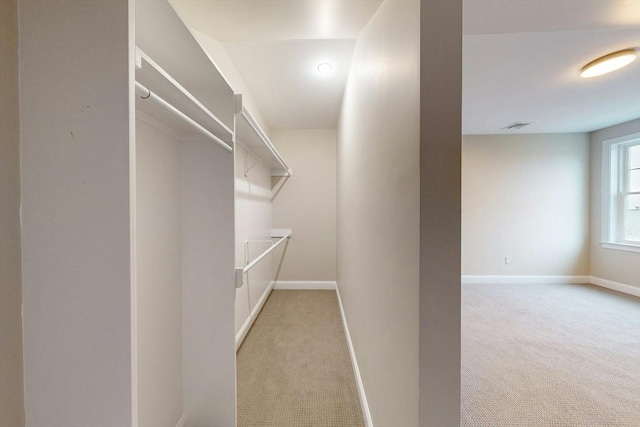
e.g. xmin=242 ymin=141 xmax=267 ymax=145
xmin=462 ymin=283 xmax=640 ymax=427
xmin=237 ymin=290 xmax=364 ymax=427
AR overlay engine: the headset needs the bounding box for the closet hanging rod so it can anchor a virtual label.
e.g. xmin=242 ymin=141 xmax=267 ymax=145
xmin=242 ymin=233 xmax=291 ymax=274
xmin=135 ymin=81 xmax=233 ymax=152
xmin=241 ymin=107 xmax=291 ymax=175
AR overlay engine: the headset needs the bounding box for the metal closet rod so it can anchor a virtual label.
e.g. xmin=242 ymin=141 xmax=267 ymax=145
xmin=135 ymin=81 xmax=232 ymax=152
xmin=242 ymin=233 xmax=291 ymax=274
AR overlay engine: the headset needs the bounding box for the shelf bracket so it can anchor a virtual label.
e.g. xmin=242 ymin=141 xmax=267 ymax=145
xmin=234 ymin=268 xmax=244 ymax=289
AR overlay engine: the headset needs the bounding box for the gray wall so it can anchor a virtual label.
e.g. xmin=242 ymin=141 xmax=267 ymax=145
xmin=590 ymin=119 xmax=640 ymax=288
xmin=338 ymin=1 xmax=462 ymax=427
xmin=0 ymin=0 xmax=25 ymax=425
xmin=338 ymin=1 xmax=463 ymax=424
xmin=462 ymin=133 xmax=591 ymax=277
xmin=419 ymin=0 xmax=462 ymax=425
xmin=337 ymin=1 xmax=420 ymax=424
xmin=19 ymin=1 xmax=133 ymax=424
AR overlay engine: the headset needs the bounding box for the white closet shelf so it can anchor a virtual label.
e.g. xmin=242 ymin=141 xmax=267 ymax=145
xmin=135 ymin=49 xmax=233 ymax=146
xmin=236 ymin=107 xmax=291 ymax=177
xmin=135 ymin=0 xmax=236 ymax=130
xmin=135 ymin=82 xmax=232 ymax=151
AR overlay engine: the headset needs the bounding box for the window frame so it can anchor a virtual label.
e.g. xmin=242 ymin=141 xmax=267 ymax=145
xmin=601 ymin=132 xmax=640 ymax=253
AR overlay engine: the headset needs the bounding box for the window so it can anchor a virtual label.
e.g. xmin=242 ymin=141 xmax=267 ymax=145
xmin=602 ymin=132 xmax=640 ymax=252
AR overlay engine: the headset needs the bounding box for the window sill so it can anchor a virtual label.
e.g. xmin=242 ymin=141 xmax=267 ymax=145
xmin=600 ymin=242 xmax=640 ymax=253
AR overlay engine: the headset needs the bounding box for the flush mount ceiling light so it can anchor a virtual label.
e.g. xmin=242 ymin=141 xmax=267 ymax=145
xmin=317 ymin=62 xmax=333 ymax=75
xmin=581 ymin=49 xmax=637 ymax=78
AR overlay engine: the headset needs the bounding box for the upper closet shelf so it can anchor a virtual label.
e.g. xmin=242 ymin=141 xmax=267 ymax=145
xmin=236 ymin=107 xmax=292 ymax=177
xmin=135 ymin=49 xmax=233 ymax=149
xmin=135 ymin=0 xmax=236 ymax=143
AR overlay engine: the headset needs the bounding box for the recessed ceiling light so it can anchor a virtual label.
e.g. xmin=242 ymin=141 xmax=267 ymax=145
xmin=581 ymin=49 xmax=637 ymax=78
xmin=317 ymin=62 xmax=333 ymax=75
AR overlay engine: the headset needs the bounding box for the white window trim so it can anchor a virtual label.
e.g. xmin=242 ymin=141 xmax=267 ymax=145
xmin=600 ymin=242 xmax=640 ymax=253
xmin=601 ymin=132 xmax=640 ymax=252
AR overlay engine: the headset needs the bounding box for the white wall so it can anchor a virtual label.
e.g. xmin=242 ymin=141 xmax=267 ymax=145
xmin=0 ymin=0 xmax=25 ymax=425
xmin=181 ymin=141 xmax=236 ymax=426
xmin=338 ymin=1 xmax=420 ymax=424
xmin=135 ymin=120 xmax=183 ymax=427
xmin=192 ymin=30 xmax=270 ymax=134
xmin=19 ymin=1 xmax=133 ymax=424
xmin=271 ymin=129 xmax=337 ymax=282
xmin=462 ymin=133 xmax=591 ymax=277
xmin=234 ymin=146 xmax=274 ymax=339
xmin=590 ymin=119 xmax=640 ymax=288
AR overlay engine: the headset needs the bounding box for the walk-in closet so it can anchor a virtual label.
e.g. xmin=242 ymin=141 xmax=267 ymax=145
xmin=15 ymin=0 xmax=461 ymax=426
xmin=135 ymin=1 xmax=237 ymax=425
xmin=11 ymin=0 xmax=640 ymax=426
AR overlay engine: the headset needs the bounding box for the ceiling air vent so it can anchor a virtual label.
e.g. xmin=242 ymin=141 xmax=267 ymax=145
xmin=501 ymin=122 xmax=532 ymax=131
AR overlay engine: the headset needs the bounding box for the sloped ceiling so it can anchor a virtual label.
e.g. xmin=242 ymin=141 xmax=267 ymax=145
xmin=171 ymin=0 xmax=382 ymax=129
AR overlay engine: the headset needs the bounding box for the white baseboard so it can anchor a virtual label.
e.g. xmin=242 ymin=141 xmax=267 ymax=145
xmin=273 ymin=281 xmax=337 ymax=290
xmin=335 ymin=284 xmax=373 ymax=427
xmin=461 ymin=275 xmax=639 ymax=297
xmin=235 ymin=281 xmax=275 ymax=351
xmin=590 ymin=276 xmax=640 ymax=297
xmin=462 ymin=275 xmax=591 ymax=284
xmin=176 ymin=414 xmax=186 ymax=427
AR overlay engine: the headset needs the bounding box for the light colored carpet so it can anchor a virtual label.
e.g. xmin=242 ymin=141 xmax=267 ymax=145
xmin=462 ymin=282 xmax=640 ymax=427
xmin=237 ymin=290 xmax=364 ymax=427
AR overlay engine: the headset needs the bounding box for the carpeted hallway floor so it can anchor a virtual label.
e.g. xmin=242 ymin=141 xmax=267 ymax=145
xmin=462 ymin=282 xmax=640 ymax=426
xmin=236 ymin=290 xmax=364 ymax=427
xmin=238 ymin=284 xmax=638 ymax=426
